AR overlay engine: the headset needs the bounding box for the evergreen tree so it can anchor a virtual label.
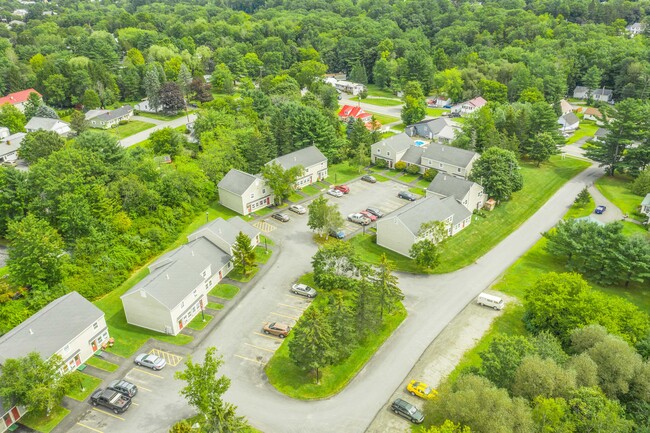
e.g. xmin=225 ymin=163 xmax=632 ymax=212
xmin=530 ymin=132 xmax=559 ymax=166
xmin=142 ymin=66 xmax=162 ymax=112
xmin=23 ymin=92 xmax=42 ymax=121
xmin=34 ymin=104 xmax=59 ymax=119
xmin=349 ymin=60 xmax=368 ymax=84
xmin=288 ymin=306 xmax=336 ymax=384
xmin=231 ymin=232 xmax=256 ymax=276
xmin=69 ymin=110 xmax=88 ymax=135
xmin=373 ymin=254 xmax=403 ymax=320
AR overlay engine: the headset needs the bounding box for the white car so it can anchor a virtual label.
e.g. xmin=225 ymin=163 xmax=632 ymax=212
xmin=327 ymin=189 xmax=343 ymax=197
xmin=291 ymin=283 xmax=318 ymax=298
xmin=348 ymin=213 xmax=371 ymax=225
xmin=289 ymin=204 xmax=306 ymax=214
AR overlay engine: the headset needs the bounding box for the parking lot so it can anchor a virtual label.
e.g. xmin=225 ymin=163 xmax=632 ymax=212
xmin=69 ymin=349 xmax=186 ymax=433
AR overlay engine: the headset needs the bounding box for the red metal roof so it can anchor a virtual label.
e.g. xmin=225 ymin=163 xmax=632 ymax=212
xmin=0 ymin=88 xmax=41 ymax=106
xmin=338 ymin=104 xmax=372 ymax=120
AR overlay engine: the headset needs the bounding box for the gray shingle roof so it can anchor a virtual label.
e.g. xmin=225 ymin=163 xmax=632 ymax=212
xmin=400 ymin=146 xmax=425 ymax=165
xmin=373 ymin=132 xmax=413 ymax=154
xmin=561 ymin=112 xmax=580 ymax=125
xmin=218 ymin=169 xmax=261 ymax=195
xmin=0 ymin=132 xmax=25 ymax=158
xmin=427 ymin=175 xmax=476 ymax=201
xmin=388 ymin=196 xmax=470 ymax=235
xmin=408 ymin=117 xmax=460 ymax=137
xmin=422 ymin=143 xmax=478 ymax=169
xmin=24 ymin=117 xmax=68 ymax=131
xmin=123 ymin=237 xmax=231 ymax=310
xmin=595 ymin=128 xmax=609 ymax=138
xmin=86 ymin=105 xmax=133 ymax=122
xmin=642 ymin=193 xmax=650 ymax=207
xmin=269 ymin=146 xmax=327 ymax=170
xmin=189 ymin=217 xmax=260 ymax=247
xmin=0 ymin=292 xmax=103 ymax=364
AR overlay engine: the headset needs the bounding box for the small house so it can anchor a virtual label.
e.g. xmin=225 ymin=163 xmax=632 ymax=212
xmin=218 ymin=169 xmax=273 ymax=216
xmin=267 ymin=146 xmax=328 ymax=189
xmin=641 ymin=194 xmax=650 ymax=217
xmin=405 ymin=117 xmax=461 ymax=144
xmin=0 ymin=133 xmax=25 ymax=164
xmin=558 ymin=112 xmax=580 ymax=132
xmin=86 ymin=105 xmax=133 ymax=129
xmin=426 ymin=175 xmax=484 ymax=211
xmin=626 ymin=22 xmax=646 ymax=36
xmin=0 ymin=89 xmax=41 ymax=113
xmin=583 ymin=107 xmax=602 ymax=122
xmin=334 ymin=80 xmax=366 ymax=95
xmin=24 ymin=117 xmax=71 ymax=136
xmin=450 ymin=96 xmax=487 ymax=116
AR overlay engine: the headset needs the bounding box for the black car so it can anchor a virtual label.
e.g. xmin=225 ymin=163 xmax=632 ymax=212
xmin=398 ymin=191 xmax=417 ymax=201
xmin=391 ymin=398 xmax=424 ymax=424
xmin=90 ymin=389 xmax=132 ymax=414
xmin=108 ymin=379 xmax=138 ymax=398
xmin=361 ymin=175 xmax=377 ymax=183
xmin=272 ymin=213 xmax=290 ymax=222
xmin=365 ymin=207 xmax=384 ymax=218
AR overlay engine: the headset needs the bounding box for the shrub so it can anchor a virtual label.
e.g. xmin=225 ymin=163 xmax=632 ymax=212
xmin=119 ymin=120 xmax=128 ymax=125
xmin=374 ymin=159 xmax=387 ymax=169
xmin=406 ymin=164 xmax=420 ymax=175
xmin=395 ymin=161 xmax=407 ymax=171
xmin=423 ymin=168 xmax=437 ymax=181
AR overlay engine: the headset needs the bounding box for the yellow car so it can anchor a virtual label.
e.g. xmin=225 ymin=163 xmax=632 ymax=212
xmin=406 ymin=380 xmax=437 ymax=400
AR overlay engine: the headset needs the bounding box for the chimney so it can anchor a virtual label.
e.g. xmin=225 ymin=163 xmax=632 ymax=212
xmin=29 ymin=329 xmax=33 ymax=335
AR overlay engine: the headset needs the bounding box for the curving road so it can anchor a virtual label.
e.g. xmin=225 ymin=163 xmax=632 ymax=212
xmin=184 ymin=164 xmax=604 ymax=433
xmin=119 ymin=113 xmax=197 ymax=148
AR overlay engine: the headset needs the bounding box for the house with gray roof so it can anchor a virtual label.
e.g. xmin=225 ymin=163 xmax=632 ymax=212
xmin=405 ymin=117 xmax=461 ymax=144
xmin=626 ymin=22 xmax=647 ymax=36
xmin=218 ymin=169 xmax=273 ymax=216
xmin=121 ymin=217 xmax=260 ymax=335
xmin=376 ymin=196 xmax=472 ymax=257
xmin=0 ymin=291 xmax=108 ymax=371
xmin=573 ymin=86 xmax=614 ymax=103
xmin=641 ymin=194 xmax=650 ymax=217
xmin=371 ymin=133 xmax=414 ymax=169
xmin=427 ymin=174 xmax=484 ymax=211
xmin=267 ymin=146 xmax=328 ymax=188
xmin=86 ymin=105 xmax=133 ymax=129
xmin=419 ymin=143 xmax=479 ymax=178
xmin=558 ymin=112 xmax=580 ymax=132
xmin=24 ymin=117 xmax=71 ymax=136
xmin=594 ymin=128 xmax=609 ymax=142
xmin=0 ymin=132 xmax=25 ymax=164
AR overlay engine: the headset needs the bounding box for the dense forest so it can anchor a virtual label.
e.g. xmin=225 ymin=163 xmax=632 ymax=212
xmin=0 ymin=0 xmax=650 ymax=430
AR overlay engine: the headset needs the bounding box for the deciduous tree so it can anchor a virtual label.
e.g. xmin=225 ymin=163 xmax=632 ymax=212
xmin=373 ymin=254 xmax=403 ymax=320
xmin=0 ymin=103 xmax=26 ymax=133
xmin=160 ymin=82 xmax=185 ymax=113
xmin=18 ymin=130 xmax=65 ymax=164
xmin=261 ymin=162 xmax=303 ymax=205
xmin=70 ymin=110 xmax=88 ymax=135
xmin=469 ymin=147 xmax=523 ymax=202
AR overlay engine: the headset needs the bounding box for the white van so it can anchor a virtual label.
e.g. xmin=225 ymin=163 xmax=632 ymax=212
xmin=477 ymin=292 xmax=504 ymax=310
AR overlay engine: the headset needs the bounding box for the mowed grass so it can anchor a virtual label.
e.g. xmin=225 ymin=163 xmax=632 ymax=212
xmin=356 ymin=97 xmax=402 ymax=107
xmin=595 ymin=175 xmax=646 ymax=221
xmin=366 ymin=111 xmax=400 ymax=125
xmin=209 ymin=284 xmax=240 ymax=300
xmin=426 ymin=107 xmax=450 ymax=117
xmin=366 ymin=84 xmax=397 ymax=98
xmin=266 ymin=301 xmax=407 ymax=399
xmin=207 ymin=302 xmax=224 ymax=310
xmin=86 ymin=356 xmax=119 ymax=372
xmin=326 ymin=161 xmax=364 ymax=184
xmin=301 ymin=184 xmax=323 ymax=196
xmin=20 ymin=405 xmax=70 ymax=433
xmin=433 ymin=156 xmax=590 ymax=273
xmin=350 ymin=234 xmax=424 ymax=274
xmin=65 ymin=372 xmax=102 ymax=401
xmin=112 ymin=120 xmax=155 ymax=139
xmin=136 ymin=111 xmax=188 ymax=121
xmin=566 ymin=120 xmax=599 ymax=144
xmin=187 ymin=313 xmax=213 ymax=330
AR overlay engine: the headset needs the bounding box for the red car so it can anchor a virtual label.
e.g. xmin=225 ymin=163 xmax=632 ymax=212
xmin=359 ymin=210 xmax=377 ymax=222
xmin=334 ymin=185 xmax=350 ymax=194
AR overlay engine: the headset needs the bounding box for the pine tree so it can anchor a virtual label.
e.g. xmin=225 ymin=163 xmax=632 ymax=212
xmin=143 ymin=67 xmax=162 ymax=112
xmin=288 ymin=306 xmax=336 ymax=384
xmin=374 ymin=254 xmax=403 ymax=320
xmin=231 ymin=232 xmax=256 ymax=276
xmin=23 ymin=92 xmax=42 ymax=121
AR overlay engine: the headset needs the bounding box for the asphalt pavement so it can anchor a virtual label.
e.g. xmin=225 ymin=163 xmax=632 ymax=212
xmin=119 ymin=113 xmax=197 ymax=148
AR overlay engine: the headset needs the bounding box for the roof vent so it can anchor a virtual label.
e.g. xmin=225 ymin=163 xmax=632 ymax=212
xmin=29 ymin=328 xmax=33 ymax=335
xmin=166 ymin=274 xmax=170 ymax=280
xmin=191 ymin=250 xmax=194 ymax=256
xmin=443 ymin=176 xmax=447 ymax=181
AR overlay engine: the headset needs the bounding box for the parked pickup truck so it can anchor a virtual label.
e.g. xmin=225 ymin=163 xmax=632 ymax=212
xmin=90 ymin=388 xmax=132 ymax=414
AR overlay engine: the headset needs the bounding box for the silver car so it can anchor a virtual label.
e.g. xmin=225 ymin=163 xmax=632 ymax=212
xmin=291 ymin=283 xmax=317 ymax=298
xmin=289 ymin=204 xmax=306 ymax=214
xmin=327 ymin=189 xmax=343 ymax=197
xmin=348 ymin=213 xmax=371 ymax=225
xmin=134 ymin=353 xmax=166 ymax=370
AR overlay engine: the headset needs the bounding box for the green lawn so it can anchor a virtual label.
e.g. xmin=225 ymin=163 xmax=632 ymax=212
xmin=266 ymin=301 xmax=407 ymax=399
xmin=350 ymin=234 xmax=424 ymax=273
xmin=187 ymin=313 xmax=213 ymax=330
xmin=66 ymin=372 xmax=102 ymax=401
xmin=399 ymin=173 xmax=420 ymax=183
xmin=111 ymin=120 xmax=155 ymax=139
xmin=417 ymin=179 xmax=431 ymax=188
xmin=207 ymin=302 xmax=224 ymax=310
xmin=432 ymin=156 xmax=590 ymax=273
xmin=426 ymin=107 xmax=450 ymax=117
xmin=566 ymin=121 xmax=599 ymax=144
xmin=255 ymin=245 xmax=272 ymax=264
xmin=366 ymin=84 xmax=397 ymax=98
xmin=409 ymin=187 xmax=427 ymax=196
xmin=374 ymin=174 xmax=390 ymax=182
xmin=85 ymin=356 xmax=119 ymax=372
xmin=326 ymin=162 xmax=364 ymax=184
xmin=367 ymin=111 xmax=400 ymax=126
xmin=20 ymin=406 xmax=70 ymax=433
xmin=380 ymin=131 xmax=396 ymax=139
xmin=288 ymin=192 xmax=304 ymax=203
xmin=391 ymin=123 xmax=406 ymax=131
xmin=302 ymin=185 xmax=323 ymax=196
xmin=384 ymin=169 xmax=402 ymax=178
xmin=0 ymin=267 xmax=7 ymax=277
xmin=252 ymin=206 xmax=274 ymax=217
xmin=564 ymin=196 xmax=596 ymax=220
xmin=356 ymin=97 xmax=402 ymax=107
xmin=209 ymin=283 xmax=240 ymax=300
xmin=595 ymin=175 xmax=646 ymax=221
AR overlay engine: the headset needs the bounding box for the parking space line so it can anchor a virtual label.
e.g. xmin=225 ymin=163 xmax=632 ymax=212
xmin=286 ymin=294 xmax=311 ymax=301
xmin=254 ymin=332 xmax=282 ymax=340
xmin=244 ymin=342 xmax=275 ymax=353
xmin=77 ymin=423 xmax=104 ymax=433
xmin=235 ymin=354 xmax=265 ymax=365
xmin=132 ymin=402 xmax=139 ymax=406
xmin=149 ymin=348 xmax=183 ymax=366
xmin=271 ymin=311 xmax=299 ymax=320
xmin=134 ymin=368 xmax=165 ymax=379
xmin=92 ymin=408 xmax=125 ymax=421
xmin=254 ymin=220 xmax=276 ymax=233
xmin=278 ymin=303 xmax=306 ymax=311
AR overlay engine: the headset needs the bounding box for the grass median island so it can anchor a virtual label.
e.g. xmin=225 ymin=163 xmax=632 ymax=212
xmin=265 ymin=302 xmax=407 ymax=399
xmin=20 ymin=405 xmax=70 ymax=433
xmin=86 ymin=356 xmax=119 ymax=372
xmin=565 ymin=121 xmax=599 ymax=144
